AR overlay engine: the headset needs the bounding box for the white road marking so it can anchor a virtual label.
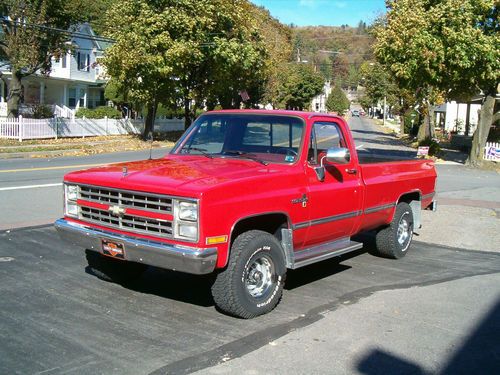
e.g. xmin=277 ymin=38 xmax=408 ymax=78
xmin=0 ymin=183 xmax=62 ymax=191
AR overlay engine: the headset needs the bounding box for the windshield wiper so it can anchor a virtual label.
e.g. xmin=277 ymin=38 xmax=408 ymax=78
xmin=182 ymin=147 xmax=213 ymax=159
xmin=223 ymin=150 xmax=269 ymax=165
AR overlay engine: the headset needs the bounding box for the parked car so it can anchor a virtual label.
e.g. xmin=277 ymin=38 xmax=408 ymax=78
xmin=351 ymin=110 xmax=360 ymax=117
xmin=56 ymin=110 xmax=437 ymax=318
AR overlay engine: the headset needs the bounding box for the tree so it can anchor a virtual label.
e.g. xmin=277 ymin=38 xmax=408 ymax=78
xmin=0 ymin=1 xmax=78 ymax=117
xmin=273 ymin=63 xmax=324 ymax=110
xmin=104 ymin=0 xmax=268 ymax=135
xmin=326 ymin=85 xmax=350 ymax=114
xmin=374 ymin=0 xmax=500 ymax=161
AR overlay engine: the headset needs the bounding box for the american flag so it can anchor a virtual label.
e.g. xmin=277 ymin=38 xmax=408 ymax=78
xmin=239 ymin=90 xmax=250 ymax=102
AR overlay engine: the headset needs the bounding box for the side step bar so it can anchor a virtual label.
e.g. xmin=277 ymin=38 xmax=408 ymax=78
xmin=281 ymin=230 xmax=363 ymax=270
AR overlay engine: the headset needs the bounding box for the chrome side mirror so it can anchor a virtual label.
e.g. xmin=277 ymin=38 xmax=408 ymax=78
xmin=325 ymin=147 xmax=350 ymax=164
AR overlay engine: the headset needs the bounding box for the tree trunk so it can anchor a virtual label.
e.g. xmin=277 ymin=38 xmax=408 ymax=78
xmin=7 ymin=71 xmax=23 ymax=118
xmin=184 ymin=97 xmax=192 ymax=130
xmin=468 ymin=94 xmax=495 ymax=165
xmin=143 ymin=101 xmax=157 ymax=139
xmin=417 ymin=105 xmax=435 ymax=142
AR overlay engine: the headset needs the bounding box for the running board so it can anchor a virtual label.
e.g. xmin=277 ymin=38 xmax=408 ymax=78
xmin=289 ymin=237 xmax=363 ymax=269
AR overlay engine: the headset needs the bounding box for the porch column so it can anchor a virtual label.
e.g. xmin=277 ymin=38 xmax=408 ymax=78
xmin=0 ymin=80 xmax=4 ymax=102
xmin=63 ymin=84 xmax=68 ymax=107
xmin=39 ymin=82 xmax=45 ymax=104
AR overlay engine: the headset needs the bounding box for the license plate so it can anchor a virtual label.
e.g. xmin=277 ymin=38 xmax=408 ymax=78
xmin=101 ymin=239 xmax=125 ymax=259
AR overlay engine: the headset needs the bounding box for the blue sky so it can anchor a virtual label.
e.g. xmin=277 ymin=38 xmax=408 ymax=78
xmin=251 ymin=0 xmax=386 ymax=27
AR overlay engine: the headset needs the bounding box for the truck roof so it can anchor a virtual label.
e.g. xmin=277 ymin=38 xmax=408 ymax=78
xmin=206 ymin=109 xmax=344 ymax=121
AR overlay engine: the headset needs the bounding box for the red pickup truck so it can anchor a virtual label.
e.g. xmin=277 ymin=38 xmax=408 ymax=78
xmin=56 ymin=110 xmax=436 ymax=318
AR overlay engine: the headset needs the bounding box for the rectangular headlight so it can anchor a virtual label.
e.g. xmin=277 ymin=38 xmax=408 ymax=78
xmin=178 ymin=223 xmax=198 ymax=239
xmin=178 ymin=201 xmax=198 ymax=221
xmin=65 ymin=202 xmax=78 ymax=217
xmin=65 ymin=184 xmax=78 ymax=201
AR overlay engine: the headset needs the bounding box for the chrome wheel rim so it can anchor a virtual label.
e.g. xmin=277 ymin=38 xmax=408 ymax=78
xmin=245 ymin=255 xmax=274 ymax=298
xmin=397 ymin=214 xmax=411 ymax=249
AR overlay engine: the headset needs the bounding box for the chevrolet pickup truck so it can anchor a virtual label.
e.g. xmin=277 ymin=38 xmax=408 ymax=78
xmin=55 ymin=110 xmax=437 ymax=318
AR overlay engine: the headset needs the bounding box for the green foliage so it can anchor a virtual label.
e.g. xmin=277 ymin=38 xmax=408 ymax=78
xmin=0 ymin=1 xmax=79 ymax=117
xmin=32 ymin=104 xmax=55 ymax=119
xmin=418 ymin=138 xmax=442 ymax=157
xmin=76 ymin=106 xmax=122 ymax=119
xmin=374 ymin=0 xmax=499 ymax=161
xmin=103 ymin=0 xmax=269 ymax=135
xmin=326 ymin=85 xmax=350 ymax=114
xmin=272 ymin=64 xmax=324 ymax=110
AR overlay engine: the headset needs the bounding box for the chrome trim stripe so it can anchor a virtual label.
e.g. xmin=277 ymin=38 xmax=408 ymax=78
xmin=293 ymin=210 xmax=362 ymax=230
xmin=422 ymin=192 xmax=435 ymax=200
xmin=363 ymin=203 xmax=396 ymax=215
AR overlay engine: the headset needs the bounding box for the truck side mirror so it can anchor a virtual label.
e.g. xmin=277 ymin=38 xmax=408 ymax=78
xmin=324 ymin=147 xmax=350 ymax=164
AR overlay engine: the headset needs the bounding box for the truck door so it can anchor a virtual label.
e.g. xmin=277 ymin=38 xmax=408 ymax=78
xmin=302 ymin=121 xmax=363 ymax=247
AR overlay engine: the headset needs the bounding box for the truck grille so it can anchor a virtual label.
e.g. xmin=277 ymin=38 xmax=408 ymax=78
xmin=76 ymin=185 xmax=174 ymax=237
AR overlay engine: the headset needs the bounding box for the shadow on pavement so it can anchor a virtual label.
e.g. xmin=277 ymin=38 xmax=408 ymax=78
xmin=86 ymin=265 xmax=216 ymax=307
xmin=356 ymin=298 xmax=500 ymax=375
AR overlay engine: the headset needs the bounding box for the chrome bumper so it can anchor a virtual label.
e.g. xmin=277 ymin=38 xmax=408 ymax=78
xmin=54 ymin=219 xmax=218 ymax=275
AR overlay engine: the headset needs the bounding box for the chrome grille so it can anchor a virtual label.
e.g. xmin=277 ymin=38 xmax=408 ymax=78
xmin=76 ymin=185 xmax=174 ymax=238
xmin=79 ymin=185 xmax=173 ymax=213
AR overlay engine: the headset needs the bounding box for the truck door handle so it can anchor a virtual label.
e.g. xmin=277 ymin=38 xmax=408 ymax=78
xmin=345 ymin=168 xmax=357 ymax=175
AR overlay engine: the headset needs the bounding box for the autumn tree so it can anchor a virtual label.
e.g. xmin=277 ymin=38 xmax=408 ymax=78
xmin=0 ymin=0 xmax=79 ymax=117
xmin=326 ymin=85 xmax=350 ymax=114
xmin=374 ymin=0 xmax=500 ymax=161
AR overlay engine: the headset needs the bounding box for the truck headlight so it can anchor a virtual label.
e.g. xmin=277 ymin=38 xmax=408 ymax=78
xmin=174 ymin=199 xmax=199 ymax=241
xmin=179 ymin=201 xmax=198 ymax=221
xmin=64 ymin=184 xmax=79 ymax=218
xmin=178 ymin=223 xmax=198 ymax=239
xmin=65 ymin=184 xmax=78 ymax=201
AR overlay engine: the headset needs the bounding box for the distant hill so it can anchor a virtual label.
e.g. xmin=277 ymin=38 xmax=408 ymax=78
xmin=291 ymin=24 xmax=375 ymax=88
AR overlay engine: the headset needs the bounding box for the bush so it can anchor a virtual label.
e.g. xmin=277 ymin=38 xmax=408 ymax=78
xmin=76 ymin=106 xmax=122 ymax=119
xmin=32 ymin=104 xmax=54 ymax=119
xmin=418 ymin=137 xmax=442 ymax=157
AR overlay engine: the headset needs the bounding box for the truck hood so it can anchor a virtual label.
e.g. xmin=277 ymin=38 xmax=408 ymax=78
xmin=64 ymin=155 xmax=288 ymax=197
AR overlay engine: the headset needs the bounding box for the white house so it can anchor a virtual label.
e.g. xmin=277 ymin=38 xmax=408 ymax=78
xmin=434 ymin=100 xmax=482 ymax=135
xmin=0 ymin=23 xmax=110 ymax=117
xmin=311 ymin=81 xmax=332 ymax=113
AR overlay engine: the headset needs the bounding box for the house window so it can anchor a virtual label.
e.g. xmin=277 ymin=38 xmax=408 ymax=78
xmin=68 ymin=88 xmax=76 ymax=108
xmin=77 ymin=52 xmax=89 ymax=71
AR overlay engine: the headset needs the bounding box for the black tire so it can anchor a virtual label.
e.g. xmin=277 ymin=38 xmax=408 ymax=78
xmin=211 ymin=230 xmax=287 ymax=319
xmin=85 ymin=250 xmax=147 ymax=283
xmin=375 ymin=202 xmax=414 ymax=259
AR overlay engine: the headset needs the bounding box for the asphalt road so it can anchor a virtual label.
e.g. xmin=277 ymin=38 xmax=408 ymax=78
xmin=1 ymin=115 xmax=499 ymax=374
xmin=0 ymin=148 xmax=170 ymax=229
xmin=1 ymin=225 xmax=499 ymax=375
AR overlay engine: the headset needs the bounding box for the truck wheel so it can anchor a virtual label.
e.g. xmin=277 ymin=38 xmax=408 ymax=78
xmin=375 ymin=202 xmax=414 ymax=259
xmin=211 ymin=230 xmax=287 ymax=319
xmin=85 ymin=250 xmax=147 ymax=283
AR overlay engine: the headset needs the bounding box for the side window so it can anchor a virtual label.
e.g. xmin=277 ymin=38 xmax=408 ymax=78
xmin=308 ymin=122 xmax=346 ymax=164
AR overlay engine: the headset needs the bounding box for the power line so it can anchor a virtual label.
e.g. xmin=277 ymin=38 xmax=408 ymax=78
xmin=0 ymin=19 xmax=116 ymax=44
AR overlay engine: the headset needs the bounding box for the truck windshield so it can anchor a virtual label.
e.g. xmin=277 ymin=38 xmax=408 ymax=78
xmin=172 ymin=113 xmax=305 ymax=164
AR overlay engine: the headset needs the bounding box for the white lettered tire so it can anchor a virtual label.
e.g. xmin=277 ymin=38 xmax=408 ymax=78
xmin=211 ymin=230 xmax=287 ymax=319
xmin=375 ymin=202 xmax=414 ymax=259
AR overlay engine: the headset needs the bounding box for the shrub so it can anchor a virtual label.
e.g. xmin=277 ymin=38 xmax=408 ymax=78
xmin=418 ymin=137 xmax=442 ymax=157
xmin=76 ymin=106 xmax=122 ymax=119
xmin=32 ymin=104 xmax=54 ymax=119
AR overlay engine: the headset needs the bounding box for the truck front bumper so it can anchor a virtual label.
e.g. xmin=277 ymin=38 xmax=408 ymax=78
xmin=55 ymin=219 xmax=218 ymax=275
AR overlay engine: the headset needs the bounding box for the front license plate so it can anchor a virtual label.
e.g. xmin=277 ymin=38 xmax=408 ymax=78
xmin=101 ymin=239 xmax=125 ymax=259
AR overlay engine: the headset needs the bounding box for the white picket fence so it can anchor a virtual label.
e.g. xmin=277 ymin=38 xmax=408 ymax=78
xmin=0 ymin=116 xmax=185 ymax=141
xmin=484 ymin=142 xmax=499 ymax=161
